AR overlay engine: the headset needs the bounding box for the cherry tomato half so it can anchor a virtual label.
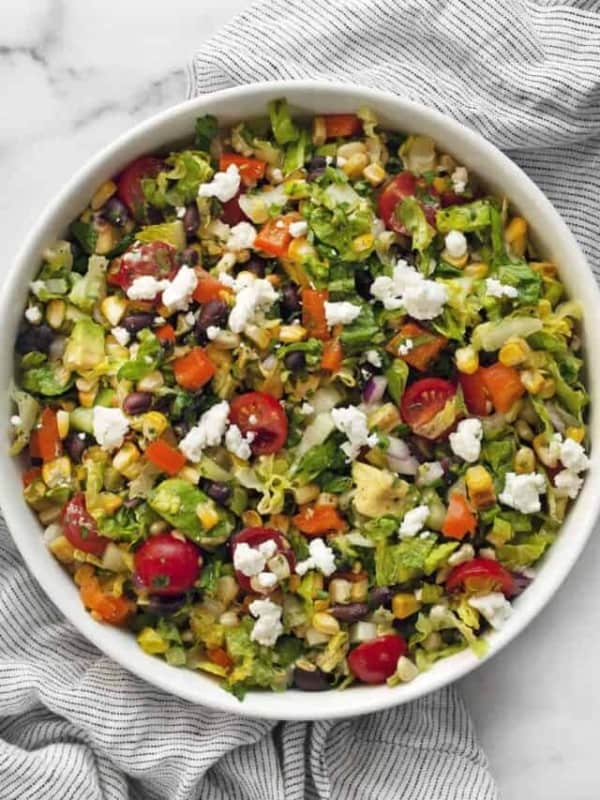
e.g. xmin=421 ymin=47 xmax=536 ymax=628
xmin=229 ymin=391 xmax=288 ymax=455
xmin=61 ymin=493 xmax=110 ymax=556
xmin=348 ymin=634 xmax=408 ymax=685
xmin=110 ymin=241 xmax=177 ymax=293
xmin=116 ymin=155 xmax=164 ymax=218
xmin=230 ymin=527 xmax=295 ymax=593
xmin=220 ymin=192 xmax=248 ymax=226
xmin=400 ymin=378 xmax=457 ymax=439
xmin=134 ymin=533 xmax=202 ymax=596
xmin=446 ymin=558 xmax=516 ymax=598
xmin=378 ymin=172 xmax=417 ymax=233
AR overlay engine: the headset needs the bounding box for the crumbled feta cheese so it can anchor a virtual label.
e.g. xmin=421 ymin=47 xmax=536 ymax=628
xmin=228 ymin=273 xmax=279 ymax=333
xmin=176 ymin=206 xmax=186 ymax=219
xmin=256 ymin=571 xmax=278 ymax=590
xmin=25 ymin=306 xmax=42 ymax=324
xmin=206 ymin=326 xmax=221 ymax=340
xmin=398 ymin=505 xmax=430 ymax=539
xmin=153 ymin=316 xmax=166 ymax=326
xmin=162 ymin=265 xmax=198 ymax=312
xmin=451 ymin=166 xmax=468 ymax=194
xmin=226 ymin=221 xmax=257 ymax=252
xmin=289 ymin=220 xmax=308 ymax=238
xmin=10 ymin=415 xmax=22 ymax=427
xmin=449 ymin=418 xmax=483 ymax=463
xmin=398 ymin=339 xmax=414 ymax=356
xmin=554 ymin=469 xmax=584 ymax=499
xmin=249 ymin=598 xmax=283 ymax=647
xmin=468 ymin=592 xmax=513 ymax=630
xmin=111 ymin=326 xmax=130 ymax=347
xmin=447 ymin=543 xmax=475 ymax=567
xmin=370 ymin=261 xmax=447 ymax=319
xmin=198 ymin=163 xmax=241 ymax=203
xmin=499 ymin=472 xmax=546 ymax=514
xmin=331 ymin=406 xmax=378 ymax=460
xmin=127 ymin=275 xmax=169 ymax=301
xmin=295 ymin=538 xmax=337 ymax=577
xmin=225 ymin=424 xmax=255 ymax=460
xmin=324 ymin=301 xmax=362 ymax=327
xmin=178 ymin=400 xmax=230 ymax=463
xmin=233 ymin=539 xmax=278 ymax=577
xmin=559 ymin=437 xmax=589 ymax=473
xmin=365 ymin=350 xmax=382 ymax=368
xmin=337 ymin=155 xmax=347 ymax=167
xmin=445 ymin=230 xmax=468 ymax=259
xmin=300 ymin=402 xmax=314 ymax=416
xmin=485 ymin=278 xmax=518 ymax=299
xmin=416 ymin=461 xmax=445 ymax=486
xmin=92 ymin=407 xmax=130 ymax=451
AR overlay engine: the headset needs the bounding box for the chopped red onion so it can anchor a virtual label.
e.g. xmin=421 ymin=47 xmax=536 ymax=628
xmin=362 ymin=375 xmax=388 ymax=405
xmin=386 ymin=436 xmax=419 ymax=475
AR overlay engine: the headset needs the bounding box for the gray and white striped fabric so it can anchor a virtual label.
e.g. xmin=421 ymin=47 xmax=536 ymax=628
xmin=3 ymin=0 xmax=600 ymax=797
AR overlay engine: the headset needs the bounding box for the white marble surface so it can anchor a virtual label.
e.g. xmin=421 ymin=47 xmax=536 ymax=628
xmin=1 ymin=1 xmax=599 ymax=797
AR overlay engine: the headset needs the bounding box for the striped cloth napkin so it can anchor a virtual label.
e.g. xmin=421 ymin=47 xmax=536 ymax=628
xmin=3 ymin=0 xmax=600 ymax=797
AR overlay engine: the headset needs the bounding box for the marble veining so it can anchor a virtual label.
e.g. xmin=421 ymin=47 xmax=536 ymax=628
xmin=1 ymin=1 xmax=599 ymax=797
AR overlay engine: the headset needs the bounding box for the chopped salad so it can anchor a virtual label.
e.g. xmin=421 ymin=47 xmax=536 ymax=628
xmin=11 ymin=100 xmax=589 ymax=697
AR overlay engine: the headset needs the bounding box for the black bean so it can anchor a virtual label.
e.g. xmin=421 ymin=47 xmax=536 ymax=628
xmin=183 ymin=204 xmax=200 ymax=238
xmin=102 ymin=197 xmax=129 ymax=226
xmin=292 ymin=666 xmax=331 ymax=692
xmin=329 ymin=603 xmax=369 ymax=623
xmin=355 ymin=270 xmax=373 ymax=301
xmin=243 ymin=256 xmax=267 ymax=278
xmin=280 ymin=283 xmax=300 ymax=319
xmin=121 ymin=312 xmax=155 ymax=334
xmin=146 ymin=207 xmax=163 ymax=225
xmin=284 ymin=350 xmax=306 ymax=371
xmin=122 ymin=391 xmax=153 ymax=415
xmin=205 ymin=481 xmax=232 ymax=505
xmin=64 ymin=432 xmax=89 ymax=464
xmin=369 ymin=587 xmax=393 ymax=609
xmin=195 ymin=299 xmax=229 ymax=342
xmin=180 ymin=247 xmax=199 ymax=266
xmin=307 ymin=156 xmax=327 ymax=182
xmin=147 ymin=595 xmax=187 ymax=615
xmin=16 ymin=324 xmax=53 ymax=355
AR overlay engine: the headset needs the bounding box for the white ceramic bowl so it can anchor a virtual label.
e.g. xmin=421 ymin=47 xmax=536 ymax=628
xmin=1 ymin=81 xmax=598 ymax=720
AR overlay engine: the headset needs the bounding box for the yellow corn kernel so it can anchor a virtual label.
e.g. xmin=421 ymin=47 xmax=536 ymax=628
xmin=78 ymin=388 xmax=97 ymax=408
xmin=455 ymin=346 xmax=479 ymax=375
xmin=566 ymin=426 xmax=585 ymax=444
xmin=464 ymin=261 xmax=489 ymax=279
xmin=74 ymin=564 xmax=95 ymax=586
xmin=242 ymin=509 xmax=262 ymax=528
xmin=49 ymin=535 xmax=75 ymax=564
xmin=41 ymin=456 xmax=72 ymax=488
xmin=329 ymin=578 xmax=352 ymax=604
xmin=244 ymin=324 xmax=272 ymax=349
xmin=465 ymin=465 xmax=496 ymax=509
xmin=288 ymin=574 xmax=301 ymax=593
xmin=366 ymin=402 xmax=402 ymax=432
xmin=312 ymin=116 xmax=327 ymax=146
xmin=392 ymin=593 xmax=421 ymax=620
xmin=533 ymin=433 xmax=558 ymax=468
xmin=313 ymin=599 xmax=331 ymax=612
xmin=311 ymin=612 xmax=340 ymax=636
xmin=178 ymin=466 xmax=200 ymax=485
xmin=100 ymin=294 xmax=128 ymax=326
xmin=342 ymin=152 xmax=369 ymax=180
xmin=112 ymin=442 xmax=140 ymax=476
xmin=96 ymin=493 xmax=124 ymax=515
xmin=278 ymin=324 xmax=307 ymax=343
xmin=90 ymin=179 xmax=117 ymax=211
xmin=196 ymin=502 xmax=219 ymax=530
xmin=352 ymin=232 xmax=375 ymax=254
xmin=539 ymin=378 xmax=556 ymax=399
xmin=268 ymin=514 xmax=290 ymax=534
xmin=514 ymin=446 xmax=536 ymax=474
xmin=537 ymin=299 xmax=552 ymax=319
xmin=56 ymin=409 xmax=70 ymax=439
xmin=350 ymin=577 xmax=369 ymax=603
xmin=141 ymin=411 xmax=169 ymax=440
xmin=499 ymin=337 xmax=530 ymax=368
xmin=442 ymin=250 xmax=469 ymax=269
xmin=363 ymin=162 xmax=387 ymax=186
xmin=46 ymin=299 xmax=66 ymax=330
xmin=432 ymin=176 xmax=448 ymax=193
xmin=520 ymin=369 xmax=545 ymax=395
xmin=530 ymin=261 xmax=558 ymax=278
xmin=505 ymin=216 xmax=528 ymax=256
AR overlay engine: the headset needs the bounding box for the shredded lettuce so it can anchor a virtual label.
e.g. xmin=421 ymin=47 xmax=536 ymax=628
xmin=496 ymin=261 xmax=542 ymax=304
xmin=397 ymin=196 xmax=435 ymax=252
xmin=118 ymin=330 xmax=162 ymax=380
xmin=435 ymin=200 xmax=492 ymax=233
xmin=268 ymin=99 xmax=299 ymax=146
xmin=496 ymin=530 xmax=556 ymax=569
xmin=68 ymin=254 xmax=107 ymax=313
xmin=194 ymin=114 xmax=219 ymax=151
xmin=142 ymin=151 xmax=213 ymax=209
xmin=385 ymin=358 xmax=410 ymax=405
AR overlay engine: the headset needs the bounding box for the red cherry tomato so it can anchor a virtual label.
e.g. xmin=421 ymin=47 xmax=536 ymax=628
xmin=61 ymin=493 xmax=110 ymax=556
xmin=116 ymin=156 xmax=164 ymax=218
xmin=229 ymin=391 xmax=288 ymax=455
xmin=110 ymin=241 xmax=178 ymax=293
xmin=348 ymin=634 xmax=408 ymax=685
xmin=134 ymin=533 xmax=202 ymax=596
xmin=220 ymin=192 xmax=248 ymax=225
xmin=459 ymin=370 xmax=491 ymax=416
xmin=446 ymin=558 xmax=516 ymax=598
xmin=400 ymin=378 xmax=457 ymax=439
xmin=230 ymin=527 xmax=295 ymax=593
xmin=378 ymin=172 xmax=418 ymax=233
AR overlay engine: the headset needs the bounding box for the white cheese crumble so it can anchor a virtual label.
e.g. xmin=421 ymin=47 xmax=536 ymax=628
xmin=162 ymin=266 xmax=198 ymax=312
xmin=176 ymin=206 xmax=186 ymax=219
xmin=550 ymin=435 xmax=589 ymax=499
xmin=226 ymin=221 xmax=257 ymax=252
xmin=485 ymin=278 xmax=518 ymax=299
xmin=249 ymin=598 xmax=284 ymax=647
xmin=416 ymin=461 xmax=444 ymax=486
xmin=255 ymin=571 xmax=278 ymax=590
xmin=299 ymin=402 xmax=314 ymax=416
xmin=331 ymin=406 xmax=378 ymax=460
xmin=233 ymin=539 xmax=278 ymax=577
xmin=449 ymin=418 xmax=483 ymax=463
xmin=225 ymin=424 xmax=255 ymax=460
xmin=398 ymin=505 xmax=430 ymax=539
xmin=451 ymin=166 xmax=468 ymax=194
xmin=499 ymin=472 xmax=546 ymax=514
xmin=370 ymin=260 xmax=447 ymax=319
xmin=288 ymin=220 xmax=308 ymax=238
xmin=126 ymin=275 xmax=169 ymax=301
xmin=178 ymin=400 xmax=230 ymax=463
xmin=25 ymin=306 xmax=42 ymax=324
xmin=554 ymin=469 xmax=583 ymax=499
xmin=468 ymin=592 xmax=513 ymax=630
xmin=92 ymin=407 xmax=130 ymax=451
xmin=206 ymin=326 xmax=221 ymax=340
xmin=295 ymin=538 xmax=337 ymax=577
xmin=198 ymin=163 xmax=241 ymax=203
xmin=111 ymin=326 xmax=130 ymax=347
xmin=398 ymin=339 xmax=414 ymax=356
xmin=365 ymin=350 xmax=382 ymax=368
xmin=559 ymin=436 xmax=589 ymax=473
xmin=324 ymin=301 xmax=362 ymax=327
xmin=447 ymin=543 xmax=475 ymax=567
xmin=228 ymin=273 xmax=279 ymax=333
xmin=445 ymin=230 xmax=468 ymax=259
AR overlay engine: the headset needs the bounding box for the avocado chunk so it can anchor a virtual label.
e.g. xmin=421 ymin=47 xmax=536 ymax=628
xmin=352 ymin=461 xmax=415 ymax=518
xmin=63 ymin=318 xmax=105 ymax=373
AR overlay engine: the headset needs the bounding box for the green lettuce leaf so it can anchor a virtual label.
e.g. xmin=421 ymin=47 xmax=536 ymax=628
xmin=268 ymin=99 xmax=299 ymax=145
xmin=397 ymin=196 xmax=435 ymax=251
xmin=194 ymin=114 xmax=219 ymax=151
xmin=496 ymin=530 xmax=556 ymax=568
xmin=118 ymin=330 xmax=162 ymax=380
xmin=435 ymin=200 xmax=492 ymax=233
xmin=68 ymin=254 xmax=107 ymax=313
xmin=385 ymin=358 xmax=409 ymax=405
xmin=497 ymin=261 xmax=542 ymax=304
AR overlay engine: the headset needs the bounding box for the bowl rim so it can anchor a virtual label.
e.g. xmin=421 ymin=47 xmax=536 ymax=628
xmin=1 ymin=79 xmax=599 ymax=720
